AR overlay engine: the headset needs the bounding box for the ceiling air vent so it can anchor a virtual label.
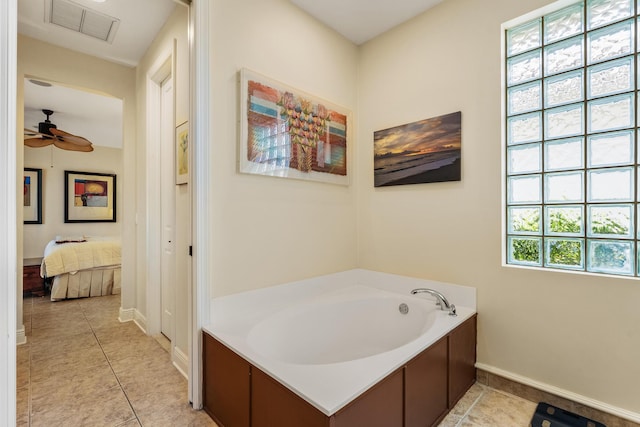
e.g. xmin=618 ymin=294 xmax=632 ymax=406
xmin=47 ymin=0 xmax=120 ymax=43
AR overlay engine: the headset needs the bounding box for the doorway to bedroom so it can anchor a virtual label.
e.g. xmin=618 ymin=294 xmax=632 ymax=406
xmin=15 ymin=0 xmax=193 ymax=422
xmin=22 ymin=77 xmax=125 ymax=304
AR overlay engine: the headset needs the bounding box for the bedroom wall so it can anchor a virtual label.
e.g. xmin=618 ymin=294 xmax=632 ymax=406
xmin=23 ymin=146 xmax=124 ymax=262
xmin=356 ymin=0 xmax=640 ymax=417
xmin=208 ymin=0 xmax=359 ymax=298
xmin=17 ymin=34 xmax=136 ymax=316
xmin=135 ymin=5 xmax=190 ymax=365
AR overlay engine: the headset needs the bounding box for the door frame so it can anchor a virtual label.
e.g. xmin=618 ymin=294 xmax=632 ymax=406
xmin=0 ymin=0 xmax=17 ymax=424
xmin=145 ymin=49 xmax=174 ymax=339
xmin=189 ymin=0 xmax=212 ymax=408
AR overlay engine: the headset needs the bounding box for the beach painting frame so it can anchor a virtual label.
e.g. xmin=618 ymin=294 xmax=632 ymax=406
xmin=239 ymin=68 xmax=349 ymax=186
xmin=374 ymin=111 xmax=462 ymax=187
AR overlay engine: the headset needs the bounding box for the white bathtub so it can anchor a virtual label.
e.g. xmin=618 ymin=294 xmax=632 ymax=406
xmin=204 ymin=269 xmax=476 ymax=416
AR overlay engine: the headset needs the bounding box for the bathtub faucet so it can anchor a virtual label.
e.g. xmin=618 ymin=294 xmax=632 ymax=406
xmin=411 ymin=288 xmax=457 ymax=316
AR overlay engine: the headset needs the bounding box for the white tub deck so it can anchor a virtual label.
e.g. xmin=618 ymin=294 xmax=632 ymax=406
xmin=203 ymin=269 xmax=477 ymax=416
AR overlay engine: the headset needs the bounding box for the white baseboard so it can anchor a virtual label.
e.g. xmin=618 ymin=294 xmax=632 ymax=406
xmin=476 ymin=363 xmax=640 ymax=424
xmin=133 ymin=309 xmax=147 ymax=334
xmin=119 ymin=307 xmax=148 ymax=334
xmin=173 ymin=346 xmax=189 ymax=380
xmin=118 ymin=307 xmax=135 ymax=322
xmin=16 ymin=327 xmax=26 ymax=346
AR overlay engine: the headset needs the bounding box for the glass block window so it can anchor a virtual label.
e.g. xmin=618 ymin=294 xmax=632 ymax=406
xmin=505 ymin=0 xmax=640 ymax=277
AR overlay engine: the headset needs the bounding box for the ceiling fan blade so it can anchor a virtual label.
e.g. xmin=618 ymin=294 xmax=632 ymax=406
xmin=24 ymin=128 xmax=39 ymax=136
xmin=53 ymin=139 xmax=94 ymax=152
xmin=24 ymin=137 xmax=54 ymax=148
xmin=49 ymin=128 xmax=93 ymax=146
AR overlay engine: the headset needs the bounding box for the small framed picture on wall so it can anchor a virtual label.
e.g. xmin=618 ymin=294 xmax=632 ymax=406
xmin=176 ymin=121 xmax=189 ymax=185
xmin=24 ymin=168 xmax=42 ymax=224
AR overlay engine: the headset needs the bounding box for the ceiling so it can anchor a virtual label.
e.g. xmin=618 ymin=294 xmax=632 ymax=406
xmin=18 ymin=0 xmax=178 ymax=67
xmin=290 ymin=0 xmax=444 ymax=45
xmin=24 ymin=78 xmax=123 ymax=149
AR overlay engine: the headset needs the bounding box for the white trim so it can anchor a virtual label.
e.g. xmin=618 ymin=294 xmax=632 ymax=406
xmin=16 ymin=327 xmax=26 ymax=346
xmin=133 ymin=309 xmax=148 ymax=334
xmin=146 ymin=49 xmax=174 ymax=337
xmin=173 ymin=346 xmax=189 ymax=379
xmin=476 ymin=363 xmax=640 ymax=423
xmin=0 ymin=0 xmax=17 ymax=425
xmin=189 ymin=0 xmax=211 ymax=409
xmin=118 ymin=306 xmax=136 ymax=322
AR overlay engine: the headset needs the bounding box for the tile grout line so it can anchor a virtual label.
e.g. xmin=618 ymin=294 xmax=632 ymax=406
xmin=79 ymin=300 xmax=142 ymax=427
xmin=452 ymin=385 xmax=488 ymax=427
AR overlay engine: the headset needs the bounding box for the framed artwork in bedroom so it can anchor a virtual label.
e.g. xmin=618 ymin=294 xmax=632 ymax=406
xmin=64 ymin=170 xmax=116 ymax=223
xmin=24 ymin=168 xmax=42 ymax=224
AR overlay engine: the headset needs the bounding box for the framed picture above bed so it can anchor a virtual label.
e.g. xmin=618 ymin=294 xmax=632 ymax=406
xmin=64 ymin=171 xmax=116 ymax=223
xmin=24 ymin=168 xmax=42 ymax=224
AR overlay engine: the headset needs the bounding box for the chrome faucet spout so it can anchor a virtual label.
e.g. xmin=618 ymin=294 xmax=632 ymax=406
xmin=411 ymin=288 xmax=457 ymax=316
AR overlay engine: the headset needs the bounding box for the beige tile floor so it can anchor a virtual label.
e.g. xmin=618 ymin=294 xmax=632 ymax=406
xmin=18 ymin=293 xmax=538 ymax=427
xmin=439 ymin=382 xmax=537 ymax=427
xmin=18 ymin=293 xmax=216 ymax=427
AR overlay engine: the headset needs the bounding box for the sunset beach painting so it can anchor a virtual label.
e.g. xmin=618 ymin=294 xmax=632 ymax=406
xmin=374 ymin=111 xmax=461 ymax=187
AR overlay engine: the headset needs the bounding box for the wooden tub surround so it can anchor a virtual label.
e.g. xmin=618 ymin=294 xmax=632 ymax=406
xmin=203 ymin=314 xmax=477 ymax=427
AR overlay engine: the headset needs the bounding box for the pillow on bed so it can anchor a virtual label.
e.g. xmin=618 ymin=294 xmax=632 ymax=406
xmin=55 ymin=235 xmax=87 ymax=244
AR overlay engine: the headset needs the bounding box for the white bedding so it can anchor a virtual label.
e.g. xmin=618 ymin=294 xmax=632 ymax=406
xmin=49 ymin=267 xmax=121 ymax=301
xmin=40 ymin=237 xmax=122 ymax=301
xmin=41 ymin=237 xmax=121 ymax=278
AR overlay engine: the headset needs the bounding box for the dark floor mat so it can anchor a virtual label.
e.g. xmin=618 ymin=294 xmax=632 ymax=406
xmin=531 ymin=402 xmax=606 ymax=427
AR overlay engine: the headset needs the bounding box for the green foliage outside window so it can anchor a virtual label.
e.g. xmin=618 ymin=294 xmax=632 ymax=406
xmin=548 ymin=240 xmax=581 ymax=266
xmin=549 ymin=210 xmax=581 ymax=234
xmin=591 ymin=215 xmax=629 ymax=235
xmin=512 ymin=209 xmax=540 ymax=232
xmin=512 ymin=239 xmax=540 ymax=263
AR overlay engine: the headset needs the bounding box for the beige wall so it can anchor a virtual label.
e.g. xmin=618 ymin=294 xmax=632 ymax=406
xmin=23 ymin=146 xmax=123 ymax=261
xmin=357 ymin=0 xmax=640 ymax=415
xmin=135 ymin=5 xmax=190 ymax=359
xmin=209 ymin=0 xmax=359 ymax=297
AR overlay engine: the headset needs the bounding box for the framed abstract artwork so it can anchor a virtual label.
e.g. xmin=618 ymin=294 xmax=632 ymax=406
xmin=239 ymin=68 xmax=350 ymax=185
xmin=374 ymin=111 xmax=462 ymax=187
xmin=64 ymin=171 xmax=116 ymax=223
xmin=23 ymin=168 xmax=42 ymax=224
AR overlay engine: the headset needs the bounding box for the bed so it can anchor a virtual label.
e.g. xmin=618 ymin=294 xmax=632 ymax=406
xmin=40 ymin=236 xmax=121 ymax=301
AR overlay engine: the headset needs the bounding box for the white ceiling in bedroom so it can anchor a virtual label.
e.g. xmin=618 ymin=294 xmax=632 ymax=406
xmin=23 ymin=78 xmax=123 ymax=149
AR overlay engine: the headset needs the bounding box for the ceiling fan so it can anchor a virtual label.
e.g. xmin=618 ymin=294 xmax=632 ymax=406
xmin=24 ymin=109 xmax=94 ymax=152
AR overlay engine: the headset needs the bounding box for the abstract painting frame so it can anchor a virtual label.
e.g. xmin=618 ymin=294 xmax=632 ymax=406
xmin=24 ymin=168 xmax=42 ymax=224
xmin=374 ymin=111 xmax=462 ymax=187
xmin=176 ymin=120 xmax=189 ymax=185
xmin=64 ymin=171 xmax=116 ymax=223
xmin=239 ymin=68 xmax=350 ymax=185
